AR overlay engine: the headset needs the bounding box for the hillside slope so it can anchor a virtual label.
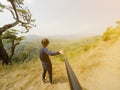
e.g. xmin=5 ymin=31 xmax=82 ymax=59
xmin=1 ymin=39 xmax=120 ymax=90
xmin=75 ymin=39 xmax=120 ymax=90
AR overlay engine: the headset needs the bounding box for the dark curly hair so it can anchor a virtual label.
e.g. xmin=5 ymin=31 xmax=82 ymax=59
xmin=41 ymin=38 xmax=49 ymax=47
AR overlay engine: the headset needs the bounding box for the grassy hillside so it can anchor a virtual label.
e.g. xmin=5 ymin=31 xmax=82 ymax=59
xmin=6 ymin=35 xmax=100 ymax=63
xmin=0 ymin=35 xmax=101 ymax=90
xmin=1 ymin=23 xmax=120 ymax=90
xmin=0 ymin=36 xmax=120 ymax=90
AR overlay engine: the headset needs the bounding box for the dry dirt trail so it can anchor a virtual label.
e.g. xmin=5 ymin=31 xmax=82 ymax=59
xmin=0 ymin=61 xmax=70 ymax=90
xmin=78 ymin=40 xmax=120 ymax=90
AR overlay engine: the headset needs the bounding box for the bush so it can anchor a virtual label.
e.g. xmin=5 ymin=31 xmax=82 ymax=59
xmin=103 ymin=23 xmax=120 ymax=41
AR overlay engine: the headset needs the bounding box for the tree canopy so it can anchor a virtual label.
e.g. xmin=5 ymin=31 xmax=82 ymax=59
xmin=0 ymin=0 xmax=35 ymax=65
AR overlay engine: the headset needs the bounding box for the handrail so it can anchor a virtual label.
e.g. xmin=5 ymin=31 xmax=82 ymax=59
xmin=63 ymin=55 xmax=82 ymax=90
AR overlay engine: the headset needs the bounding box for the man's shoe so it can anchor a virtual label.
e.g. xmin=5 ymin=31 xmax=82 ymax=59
xmin=42 ymin=79 xmax=45 ymax=85
xmin=49 ymin=81 xmax=53 ymax=85
xmin=49 ymin=83 xmax=52 ymax=85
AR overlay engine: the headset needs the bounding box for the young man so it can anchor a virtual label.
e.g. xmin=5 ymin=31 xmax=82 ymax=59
xmin=39 ymin=38 xmax=63 ymax=85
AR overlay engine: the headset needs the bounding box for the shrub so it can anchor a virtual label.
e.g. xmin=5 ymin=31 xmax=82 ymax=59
xmin=103 ymin=23 xmax=120 ymax=41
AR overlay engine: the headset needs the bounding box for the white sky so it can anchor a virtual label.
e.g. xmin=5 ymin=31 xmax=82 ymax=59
xmin=0 ymin=0 xmax=120 ymax=37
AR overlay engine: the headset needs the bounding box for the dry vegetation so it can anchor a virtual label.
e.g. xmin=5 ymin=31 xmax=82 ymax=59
xmin=0 ymin=22 xmax=120 ymax=90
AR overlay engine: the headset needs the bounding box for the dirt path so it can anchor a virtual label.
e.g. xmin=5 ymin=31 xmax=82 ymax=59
xmin=0 ymin=62 xmax=70 ymax=90
xmin=82 ymin=40 xmax=120 ymax=90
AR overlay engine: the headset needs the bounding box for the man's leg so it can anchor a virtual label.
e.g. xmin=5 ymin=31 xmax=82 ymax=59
xmin=42 ymin=67 xmax=47 ymax=83
xmin=47 ymin=65 xmax=52 ymax=84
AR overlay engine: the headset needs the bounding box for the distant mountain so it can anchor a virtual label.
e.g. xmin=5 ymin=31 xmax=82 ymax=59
xmin=47 ymin=34 xmax=101 ymax=40
xmin=24 ymin=35 xmax=43 ymax=41
xmin=23 ymin=34 xmax=101 ymax=41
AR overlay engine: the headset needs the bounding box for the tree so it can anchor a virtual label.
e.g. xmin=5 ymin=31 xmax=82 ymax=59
xmin=0 ymin=0 xmax=35 ymax=65
xmin=2 ymin=29 xmax=24 ymax=63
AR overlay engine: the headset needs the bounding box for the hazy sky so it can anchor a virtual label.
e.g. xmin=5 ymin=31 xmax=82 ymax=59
xmin=0 ymin=0 xmax=120 ymax=37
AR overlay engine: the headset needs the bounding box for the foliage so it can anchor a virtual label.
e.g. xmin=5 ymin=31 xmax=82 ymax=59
xmin=2 ymin=29 xmax=25 ymax=62
xmin=48 ymin=37 xmax=100 ymax=61
xmin=0 ymin=2 xmax=6 ymax=12
xmin=9 ymin=38 xmax=40 ymax=63
xmin=0 ymin=0 xmax=35 ymax=31
xmin=1 ymin=36 xmax=100 ymax=64
xmin=0 ymin=0 xmax=35 ymax=65
xmin=102 ymin=21 xmax=120 ymax=41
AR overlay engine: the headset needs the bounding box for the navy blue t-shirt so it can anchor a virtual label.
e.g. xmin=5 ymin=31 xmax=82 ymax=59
xmin=39 ymin=47 xmax=60 ymax=66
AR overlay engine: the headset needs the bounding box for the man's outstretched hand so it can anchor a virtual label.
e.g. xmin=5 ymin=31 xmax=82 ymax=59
xmin=59 ymin=50 xmax=64 ymax=55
